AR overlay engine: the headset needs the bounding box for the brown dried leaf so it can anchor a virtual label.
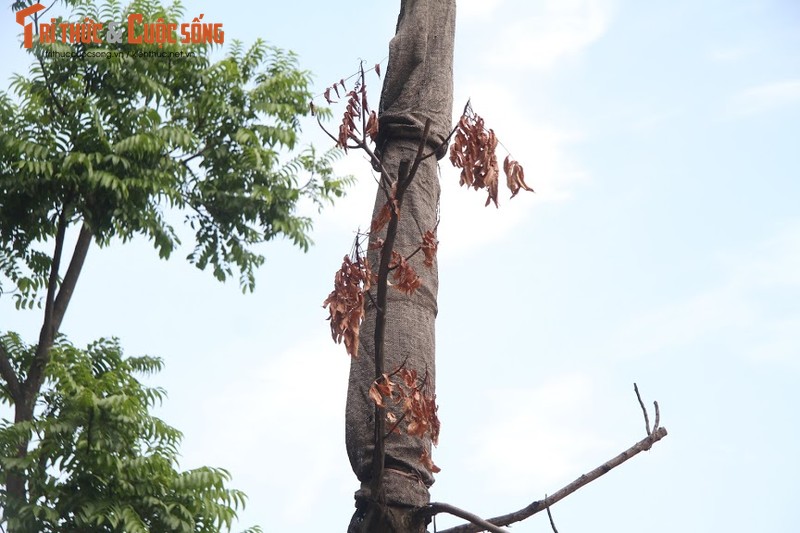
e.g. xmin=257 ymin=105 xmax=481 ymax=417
xmin=421 ymin=230 xmax=438 ymax=268
xmin=337 ymin=89 xmax=362 ymax=151
xmin=322 ymin=255 xmax=373 ymax=357
xmin=399 ymin=368 xmax=418 ymax=389
xmin=371 ymin=201 xmax=392 ymax=234
xmin=380 ymin=363 xmax=441 ymax=448
xmin=420 ymin=451 xmax=441 ymax=473
xmin=368 ymin=382 xmax=385 ymax=408
xmin=449 ymin=107 xmax=512 ymax=208
xmin=369 ymin=375 xmax=396 ymax=409
xmin=389 ymin=251 xmax=421 ymax=295
xmin=407 ymin=419 xmax=426 ymax=437
xmin=375 ymin=374 xmax=394 ymax=397
xmin=504 ymin=155 xmax=534 ymax=198
xmin=366 ymin=111 xmax=379 ymax=142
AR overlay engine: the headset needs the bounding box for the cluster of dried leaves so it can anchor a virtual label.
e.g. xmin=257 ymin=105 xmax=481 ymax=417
xmin=369 ymin=367 xmax=441 ymax=472
xmin=323 ymin=226 xmax=437 ymax=358
xmin=449 ymin=105 xmax=533 ymax=207
xmin=389 ymin=251 xmax=422 ymax=295
xmin=319 ymin=64 xmax=382 ymax=150
xmin=322 ymin=254 xmax=374 ymax=358
xmin=370 ymin=184 xmax=399 ymax=234
xmin=421 ymin=229 xmax=438 ymax=268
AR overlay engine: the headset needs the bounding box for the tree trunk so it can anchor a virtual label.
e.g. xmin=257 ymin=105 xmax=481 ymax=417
xmin=346 ymin=1 xmax=456 ymax=531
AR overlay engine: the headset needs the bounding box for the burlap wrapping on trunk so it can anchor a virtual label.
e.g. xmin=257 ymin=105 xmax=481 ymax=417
xmin=345 ymin=0 xmax=456 ymax=509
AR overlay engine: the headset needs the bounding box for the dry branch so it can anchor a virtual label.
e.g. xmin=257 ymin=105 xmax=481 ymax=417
xmin=431 ymin=427 xmax=667 ymax=533
xmin=545 ymin=496 xmax=559 ymax=533
xmin=425 ymin=503 xmax=509 ymax=533
xmin=634 ymin=382 xmax=651 ymax=434
xmin=369 ymin=121 xmax=433 ymax=501
xmin=429 ymin=386 xmax=668 ymax=532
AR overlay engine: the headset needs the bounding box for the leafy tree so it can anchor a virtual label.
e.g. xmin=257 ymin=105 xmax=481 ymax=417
xmin=0 ymin=332 xmax=261 ymax=533
xmin=0 ymin=0 xmax=348 ymax=528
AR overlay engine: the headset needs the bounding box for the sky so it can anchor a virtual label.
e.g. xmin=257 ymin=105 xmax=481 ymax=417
xmin=2 ymin=0 xmax=799 ymax=531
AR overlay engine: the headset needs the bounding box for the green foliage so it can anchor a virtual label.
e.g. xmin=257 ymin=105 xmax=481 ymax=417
xmin=1 ymin=0 xmax=350 ymax=299
xmin=0 ymin=332 xmax=261 ymax=533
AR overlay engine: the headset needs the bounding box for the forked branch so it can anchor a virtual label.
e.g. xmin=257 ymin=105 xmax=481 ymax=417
xmin=426 ymin=385 xmax=668 ymax=533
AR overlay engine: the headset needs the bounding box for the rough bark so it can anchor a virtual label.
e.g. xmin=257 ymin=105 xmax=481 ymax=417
xmin=345 ymin=0 xmax=455 ymax=531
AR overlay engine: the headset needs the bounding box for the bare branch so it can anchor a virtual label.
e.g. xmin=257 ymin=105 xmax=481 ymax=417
xmin=316 ymin=114 xmax=341 ymax=146
xmin=634 ymin=382 xmax=651 ymax=435
xmin=369 ymin=160 xmax=411 ymax=500
xmin=359 ymin=63 xmax=368 ymax=141
xmin=653 ymin=400 xmax=660 ymax=432
xmin=367 ymin=125 xmax=432 ymax=503
xmin=545 ymin=495 xmax=560 ymax=533
xmin=422 ymin=503 xmax=509 ymax=533
xmin=348 ymin=135 xmax=394 ymax=203
xmin=419 ymin=119 xmax=460 ymax=162
xmin=436 ymin=426 xmax=669 ymax=533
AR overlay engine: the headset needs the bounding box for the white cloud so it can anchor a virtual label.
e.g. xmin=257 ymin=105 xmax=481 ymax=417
xmin=486 ymin=0 xmax=615 ymax=71
xmin=728 ymin=80 xmax=800 ymax=117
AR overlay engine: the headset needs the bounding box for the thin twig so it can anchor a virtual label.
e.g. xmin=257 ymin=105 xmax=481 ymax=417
xmin=311 ymin=56 xmax=388 ymax=101
xmin=634 ymin=383 xmax=651 ymax=435
xmin=545 ymin=495 xmax=560 ymax=533
xmin=316 ymin=115 xmax=340 ymax=145
xmin=359 ymin=63 xmax=368 ymax=142
xmin=653 ymin=400 xmax=660 ymax=432
xmin=424 ymin=503 xmax=509 ymax=533
xmin=350 ymin=135 xmax=393 ymax=202
xmin=384 ymin=412 xmax=407 ymax=439
xmin=419 ymin=118 xmax=459 ymax=162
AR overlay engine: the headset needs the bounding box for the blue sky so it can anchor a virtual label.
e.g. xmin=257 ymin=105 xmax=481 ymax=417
xmin=2 ymin=0 xmax=799 ymax=531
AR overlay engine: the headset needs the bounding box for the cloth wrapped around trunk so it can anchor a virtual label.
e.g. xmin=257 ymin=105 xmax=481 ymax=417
xmin=345 ymin=0 xmax=456 ymax=509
